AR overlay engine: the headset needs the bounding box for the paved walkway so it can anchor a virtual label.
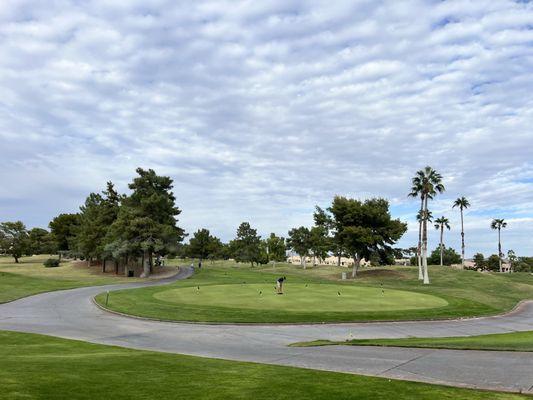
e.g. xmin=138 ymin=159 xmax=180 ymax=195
xmin=0 ymin=267 xmax=532 ymax=394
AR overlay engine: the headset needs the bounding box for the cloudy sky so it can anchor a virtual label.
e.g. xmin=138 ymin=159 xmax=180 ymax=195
xmin=1 ymin=0 xmax=532 ymax=256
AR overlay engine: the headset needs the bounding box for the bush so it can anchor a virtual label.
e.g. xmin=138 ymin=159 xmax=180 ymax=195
xmin=486 ymin=254 xmax=501 ymax=271
xmin=428 ymin=246 xmax=461 ymax=266
xmin=43 ymin=258 xmax=60 ymax=268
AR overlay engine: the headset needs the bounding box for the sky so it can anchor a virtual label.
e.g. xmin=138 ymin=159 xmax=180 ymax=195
xmin=0 ymin=0 xmax=532 ymax=257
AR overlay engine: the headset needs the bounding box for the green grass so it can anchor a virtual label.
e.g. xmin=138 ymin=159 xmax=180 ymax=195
xmin=291 ymin=331 xmax=533 ymax=352
xmin=0 ymin=330 xmax=527 ymax=400
xmin=94 ymin=259 xmax=533 ymax=323
xmin=152 ymin=283 xmax=447 ymax=312
xmin=0 ymin=255 xmax=143 ymax=303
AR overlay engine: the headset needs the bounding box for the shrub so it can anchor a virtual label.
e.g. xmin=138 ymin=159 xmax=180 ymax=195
xmin=43 ymin=258 xmax=60 ymax=268
xmin=486 ymin=254 xmax=501 ymax=271
xmin=428 ymin=246 xmax=461 ymax=266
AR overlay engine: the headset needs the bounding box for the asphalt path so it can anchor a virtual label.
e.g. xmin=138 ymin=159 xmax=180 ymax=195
xmin=1 ymin=267 xmax=532 ymax=394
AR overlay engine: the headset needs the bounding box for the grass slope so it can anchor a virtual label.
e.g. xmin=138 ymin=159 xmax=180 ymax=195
xmin=291 ymin=331 xmax=533 ymax=352
xmin=95 ymin=259 xmax=533 ymax=323
xmin=0 ymin=330 xmax=527 ymax=400
xmin=0 ymin=255 xmax=140 ymax=303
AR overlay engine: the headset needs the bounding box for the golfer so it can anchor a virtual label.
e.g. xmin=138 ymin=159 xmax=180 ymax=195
xmin=276 ymin=276 xmax=286 ymax=294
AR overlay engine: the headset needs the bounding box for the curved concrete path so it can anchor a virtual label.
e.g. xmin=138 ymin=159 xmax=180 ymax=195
xmin=0 ymin=267 xmax=532 ymax=394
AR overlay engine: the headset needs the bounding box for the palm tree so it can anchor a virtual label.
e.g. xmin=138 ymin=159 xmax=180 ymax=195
xmin=409 ymin=187 xmax=427 ymax=280
xmin=452 ymin=197 xmax=470 ymax=269
xmin=434 ymin=216 xmax=451 ymax=266
xmin=410 ymin=167 xmax=445 ymax=284
xmin=417 ymin=209 xmax=433 ymax=223
xmin=491 ymin=219 xmax=507 ymax=272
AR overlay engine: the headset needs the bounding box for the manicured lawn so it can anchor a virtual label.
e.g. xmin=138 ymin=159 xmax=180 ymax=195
xmin=152 ymin=283 xmax=447 ymax=312
xmin=291 ymin=331 xmax=533 ymax=352
xmin=94 ymin=259 xmax=533 ymax=323
xmin=0 ymin=255 xmax=141 ymax=303
xmin=0 ymin=330 xmax=527 ymax=400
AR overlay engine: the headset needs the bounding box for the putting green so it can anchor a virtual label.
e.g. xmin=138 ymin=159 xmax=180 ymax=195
xmin=153 ymin=283 xmax=448 ymax=312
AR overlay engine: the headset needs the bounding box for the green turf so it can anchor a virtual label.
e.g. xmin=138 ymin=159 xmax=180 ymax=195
xmin=95 ymin=259 xmax=533 ymax=323
xmin=291 ymin=331 xmax=533 ymax=352
xmin=0 ymin=331 xmax=527 ymax=400
xmin=0 ymin=255 xmax=142 ymax=303
xmin=153 ymin=283 xmax=447 ymax=312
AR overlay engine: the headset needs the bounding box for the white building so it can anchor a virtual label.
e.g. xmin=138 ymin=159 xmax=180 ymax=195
xmin=287 ymin=255 xmax=370 ymax=267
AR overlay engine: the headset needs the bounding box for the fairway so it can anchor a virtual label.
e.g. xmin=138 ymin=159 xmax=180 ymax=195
xmin=154 ymin=283 xmax=448 ymax=312
xmin=0 ymin=331 xmax=525 ymax=400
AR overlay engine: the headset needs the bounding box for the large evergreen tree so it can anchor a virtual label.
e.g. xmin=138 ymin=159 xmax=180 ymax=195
xmin=27 ymin=227 xmax=57 ymax=255
xmin=77 ymin=182 xmax=121 ymax=269
xmin=49 ymin=213 xmax=80 ymax=256
xmin=229 ymin=222 xmax=262 ymax=266
xmin=106 ymin=168 xmax=184 ymax=277
xmin=188 ymin=228 xmax=223 ymax=263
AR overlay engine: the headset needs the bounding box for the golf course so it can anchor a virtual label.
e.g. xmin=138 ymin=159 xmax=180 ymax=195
xmin=1 ymin=330 xmax=526 ymax=400
xmin=2 ymin=259 xmax=533 ymax=398
xmin=0 ymin=255 xmax=145 ymax=304
xmin=94 ymin=259 xmax=533 ymax=323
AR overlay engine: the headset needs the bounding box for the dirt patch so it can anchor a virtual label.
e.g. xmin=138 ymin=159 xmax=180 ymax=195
xmin=70 ymin=260 xmax=177 ymax=279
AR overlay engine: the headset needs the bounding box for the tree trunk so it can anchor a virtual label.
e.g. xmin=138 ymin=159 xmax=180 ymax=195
xmin=417 ymin=196 xmax=424 ymax=280
xmin=140 ymin=250 xmax=150 ymax=278
xmin=352 ymin=254 xmax=360 ymax=278
xmin=102 ymin=259 xmax=106 ymax=273
xmin=422 ymin=196 xmax=430 ymax=284
xmin=498 ymin=229 xmax=502 ymax=273
xmin=460 ymin=208 xmax=465 ymax=268
xmin=149 ymin=252 xmax=153 ymax=274
xmin=114 ymin=260 xmax=118 ymax=275
xmin=337 ymin=253 xmax=341 ymax=267
xmin=14 ymin=255 xmax=19 ymax=263
xmin=440 ymin=226 xmax=444 ymax=267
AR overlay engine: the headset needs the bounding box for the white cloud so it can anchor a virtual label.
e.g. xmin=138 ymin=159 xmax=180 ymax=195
xmin=0 ymin=0 xmax=532 ymax=255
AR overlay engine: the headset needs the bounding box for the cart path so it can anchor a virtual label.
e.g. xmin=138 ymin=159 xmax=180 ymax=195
xmin=1 ymin=267 xmax=532 ymax=394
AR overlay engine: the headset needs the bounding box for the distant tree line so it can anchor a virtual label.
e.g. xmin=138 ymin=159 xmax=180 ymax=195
xmin=1 ymin=166 xmax=527 ymax=280
xmin=472 ymin=251 xmax=532 ymax=273
xmin=0 ymin=168 xmax=184 ymax=277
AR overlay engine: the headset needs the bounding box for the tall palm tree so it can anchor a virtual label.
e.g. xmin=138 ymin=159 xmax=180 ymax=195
xmin=434 ymin=216 xmax=451 ymax=266
xmin=417 ymin=209 xmax=433 ymax=223
xmin=409 ymin=187 xmax=427 ymax=280
xmin=452 ymin=197 xmax=470 ymax=269
xmin=491 ymin=218 xmax=507 ymax=272
xmin=410 ymin=166 xmax=445 ymax=284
